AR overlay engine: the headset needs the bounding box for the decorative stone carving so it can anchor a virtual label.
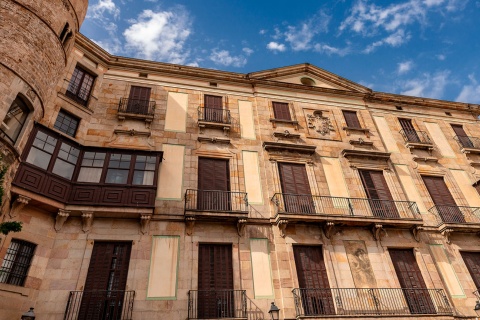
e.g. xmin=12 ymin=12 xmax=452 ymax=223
xmin=237 ymin=219 xmax=247 ymax=237
xmin=185 ymin=217 xmax=195 ymax=236
xmin=371 ymin=224 xmax=386 ymax=241
xmin=26 ymin=89 xmax=36 ymax=102
xmin=411 ymin=226 xmax=424 ymax=242
xmin=277 ymin=219 xmax=288 ymax=238
xmin=55 ymin=209 xmax=70 ymax=231
xmin=9 ymin=195 xmax=30 ymax=218
xmin=323 ymin=222 xmax=336 ymax=239
xmin=81 ymin=212 xmax=94 ymax=233
xmin=441 ymin=228 xmax=454 ymax=244
xmin=307 ymin=111 xmax=334 ymax=136
xmin=140 ymin=214 xmax=151 ymax=234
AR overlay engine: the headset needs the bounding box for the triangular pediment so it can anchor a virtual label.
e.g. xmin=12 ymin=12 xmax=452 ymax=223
xmin=248 ymin=63 xmax=371 ymax=93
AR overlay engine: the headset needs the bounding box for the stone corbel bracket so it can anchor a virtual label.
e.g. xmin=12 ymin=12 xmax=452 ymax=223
xmin=55 ymin=209 xmax=70 ymax=231
xmin=237 ymin=219 xmax=247 ymax=237
xmin=442 ymin=228 xmax=454 ymax=244
xmin=323 ymin=222 xmax=336 ymax=239
xmin=372 ymin=224 xmax=386 ymax=241
xmin=140 ymin=214 xmax=151 ymax=234
xmin=277 ymin=219 xmax=288 ymax=238
xmin=185 ymin=217 xmax=196 ymax=236
xmin=9 ymin=195 xmax=31 ymax=218
xmin=82 ymin=211 xmax=94 ymax=233
xmin=411 ymin=226 xmax=424 ymax=242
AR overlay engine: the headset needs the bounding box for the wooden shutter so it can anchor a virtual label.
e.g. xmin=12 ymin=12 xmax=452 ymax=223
xmin=273 ymin=102 xmax=291 ymax=120
xmin=198 ymin=158 xmax=230 ymax=211
xmin=343 ymin=110 xmax=361 ymax=128
xmin=359 ymin=170 xmax=399 ymax=218
xmin=389 ymin=249 xmax=435 ymax=314
xmin=399 ymin=119 xmax=420 ymax=142
xmin=452 ymin=124 xmax=473 ymax=148
xmin=204 ymin=95 xmax=223 ymax=122
xmin=128 ymin=86 xmax=151 ymax=101
xmin=198 ymin=244 xmax=233 ymax=318
xmin=278 ymin=163 xmax=314 ymax=213
xmin=79 ymin=242 xmax=132 ymax=320
xmin=421 ymin=176 xmax=464 ymax=223
xmin=204 ymin=95 xmax=223 ymax=109
xmin=293 ymin=246 xmax=335 ymax=315
xmin=127 ymin=86 xmax=151 ymax=114
xmin=460 ymin=252 xmax=480 ymax=290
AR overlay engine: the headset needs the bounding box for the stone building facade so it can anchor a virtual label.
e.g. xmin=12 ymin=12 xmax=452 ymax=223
xmin=2 ymin=1 xmax=480 ymax=320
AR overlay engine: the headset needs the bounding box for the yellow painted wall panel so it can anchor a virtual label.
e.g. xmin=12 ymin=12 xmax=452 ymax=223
xmin=147 ymin=236 xmax=180 ymax=299
xmin=238 ymin=100 xmax=256 ymax=139
xmin=250 ymin=239 xmax=274 ymax=298
xmin=321 ymin=157 xmax=349 ymax=198
xmin=395 ymin=164 xmax=427 ymax=214
xmin=429 ymin=245 xmax=465 ymax=297
xmin=165 ymin=92 xmax=188 ymax=132
xmin=157 ymin=144 xmax=185 ymax=199
xmin=450 ymin=169 xmax=480 ymax=207
xmin=373 ymin=116 xmax=400 ymax=153
xmin=424 ymin=122 xmax=456 ymax=157
xmin=242 ymin=151 xmax=263 ymax=204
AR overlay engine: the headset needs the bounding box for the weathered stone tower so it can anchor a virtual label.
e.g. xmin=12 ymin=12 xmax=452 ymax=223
xmin=0 ymin=0 xmax=88 ymax=153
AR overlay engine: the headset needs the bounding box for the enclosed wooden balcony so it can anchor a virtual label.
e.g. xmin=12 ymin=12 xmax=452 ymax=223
xmin=292 ymin=288 xmax=452 ymax=317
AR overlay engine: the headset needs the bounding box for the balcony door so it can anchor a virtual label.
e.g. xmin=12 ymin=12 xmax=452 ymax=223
xmin=399 ymin=119 xmax=420 ymax=142
xmin=460 ymin=252 xmax=480 ymax=290
xmin=78 ymin=241 xmax=132 ymax=320
xmin=127 ymin=86 xmax=151 ymax=114
xmin=452 ymin=124 xmax=474 ymax=148
xmin=359 ymin=170 xmax=399 ymax=218
xmin=198 ymin=158 xmax=230 ymax=211
xmin=389 ymin=249 xmax=435 ymax=314
xmin=278 ymin=162 xmax=314 ymax=214
xmin=421 ymin=176 xmax=465 ymax=223
xmin=204 ymin=95 xmax=223 ymax=123
xmin=198 ymin=244 xmax=233 ymax=318
xmin=293 ymin=246 xmax=335 ymax=315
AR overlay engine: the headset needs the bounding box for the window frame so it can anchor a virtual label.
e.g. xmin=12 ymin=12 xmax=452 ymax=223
xmin=342 ymin=110 xmax=362 ymax=129
xmin=0 ymin=239 xmax=36 ymax=287
xmin=54 ymin=109 xmax=80 ymax=137
xmin=66 ymin=65 xmax=96 ymax=107
xmin=0 ymin=96 xmax=31 ymax=145
xmin=272 ymin=101 xmax=292 ymax=121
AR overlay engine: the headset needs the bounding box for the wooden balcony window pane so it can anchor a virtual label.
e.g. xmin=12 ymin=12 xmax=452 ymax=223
xmin=26 ymin=131 xmax=57 ymax=170
xmin=77 ymin=152 xmax=105 ymax=183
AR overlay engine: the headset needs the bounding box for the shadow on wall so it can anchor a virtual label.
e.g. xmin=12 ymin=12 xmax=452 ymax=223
xmin=246 ymin=297 xmax=266 ymax=320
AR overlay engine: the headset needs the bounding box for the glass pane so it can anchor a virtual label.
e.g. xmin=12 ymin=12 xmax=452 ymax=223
xmin=52 ymin=159 xmax=75 ymax=180
xmin=105 ymin=169 xmax=129 ymax=184
xmin=77 ymin=167 xmax=102 ymax=183
xmin=133 ymin=171 xmax=154 ymax=185
xmin=26 ymin=147 xmax=52 ymax=170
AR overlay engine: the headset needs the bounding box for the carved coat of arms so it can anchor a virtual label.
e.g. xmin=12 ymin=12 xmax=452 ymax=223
xmin=307 ymin=111 xmax=334 ymax=135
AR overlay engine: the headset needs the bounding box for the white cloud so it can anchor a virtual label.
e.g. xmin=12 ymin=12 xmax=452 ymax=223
xmin=314 ymin=43 xmax=350 ymax=56
xmin=259 ymin=29 xmax=267 ymax=35
xmin=266 ymin=42 xmax=286 ymax=52
xmin=364 ymin=29 xmax=411 ymax=53
xmin=88 ymin=0 xmax=120 ymax=20
xmin=456 ymin=74 xmax=480 ymax=103
xmin=284 ymin=11 xmax=331 ymax=51
xmin=436 ymin=54 xmax=446 ymax=60
xmin=243 ymin=47 xmax=254 ymax=56
xmin=209 ymin=49 xmax=247 ymax=68
xmin=398 ymin=60 xmax=414 ymax=74
xmin=399 ymin=70 xmax=450 ymax=99
xmin=123 ymin=8 xmax=191 ymax=64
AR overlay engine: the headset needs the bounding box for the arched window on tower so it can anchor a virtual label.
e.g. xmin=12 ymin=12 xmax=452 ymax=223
xmin=59 ymin=22 xmax=72 ymax=45
xmin=0 ymin=96 xmax=31 ymax=144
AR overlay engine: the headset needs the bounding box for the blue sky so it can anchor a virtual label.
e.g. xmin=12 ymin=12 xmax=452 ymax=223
xmin=81 ymin=0 xmax=480 ymax=103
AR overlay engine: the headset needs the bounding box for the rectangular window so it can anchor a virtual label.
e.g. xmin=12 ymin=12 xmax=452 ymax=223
xmin=358 ymin=169 xmax=399 ymax=218
xmin=451 ymin=124 xmax=474 ymax=148
xmin=342 ymin=110 xmax=361 ymax=128
xmin=0 ymin=239 xmax=36 ymax=286
xmin=272 ymin=102 xmax=291 ymax=121
xmin=0 ymin=96 xmax=30 ymax=144
xmin=126 ymin=86 xmax=152 ymax=114
xmin=133 ymin=155 xmax=156 ymax=185
xmin=204 ymin=95 xmax=223 ymax=122
xmin=105 ymin=153 xmax=132 ymax=184
xmin=278 ymin=162 xmax=314 ymax=213
xmin=52 ymin=142 xmax=80 ymax=180
xmin=77 ymin=151 xmax=105 ymax=183
xmin=26 ymin=131 xmax=58 ymax=170
xmin=460 ymin=252 xmax=480 ymax=290
xmin=66 ymin=66 xmax=95 ymax=106
xmin=198 ymin=158 xmax=230 ymax=211
xmin=421 ymin=175 xmax=464 ymax=223
xmin=399 ymin=118 xmax=420 ymax=142
xmin=54 ymin=110 xmax=79 ymax=137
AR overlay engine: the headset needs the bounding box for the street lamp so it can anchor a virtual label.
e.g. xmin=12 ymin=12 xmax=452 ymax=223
xmin=474 ymin=300 xmax=480 ymax=316
xmin=268 ymin=302 xmax=280 ymax=320
xmin=21 ymin=308 xmax=35 ymax=320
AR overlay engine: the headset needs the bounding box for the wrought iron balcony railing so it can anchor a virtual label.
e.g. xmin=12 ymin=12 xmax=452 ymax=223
xmin=271 ymin=193 xmax=421 ymax=220
xmin=65 ymin=81 xmax=92 ymax=107
xmin=185 ymin=189 xmax=248 ymax=213
xmin=198 ymin=107 xmax=231 ymax=124
xmin=118 ymin=97 xmax=155 ymax=116
xmin=188 ymin=290 xmax=247 ymax=319
xmin=292 ymin=288 xmax=452 ymax=317
xmin=64 ymin=290 xmax=135 ymax=320
xmin=399 ymin=129 xmax=432 ymax=145
xmin=428 ymin=205 xmax=480 ymax=225
xmin=454 ymin=135 xmax=480 ymax=149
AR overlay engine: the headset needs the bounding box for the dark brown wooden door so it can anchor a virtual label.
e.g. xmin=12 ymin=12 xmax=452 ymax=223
xmin=399 ymin=119 xmax=420 ymax=142
xmin=359 ymin=170 xmax=399 ymax=218
xmin=460 ymin=252 xmax=480 ymax=290
xmin=452 ymin=124 xmax=474 ymax=148
xmin=198 ymin=158 xmax=230 ymax=211
xmin=272 ymin=102 xmax=291 ymax=120
xmin=79 ymin=242 xmax=132 ymax=320
xmin=204 ymin=95 xmax=223 ymax=122
xmin=127 ymin=86 xmax=151 ymax=114
xmin=278 ymin=162 xmax=314 ymax=214
xmin=389 ymin=249 xmax=436 ymax=315
xmin=422 ymin=176 xmax=464 ymax=223
xmin=343 ymin=110 xmax=361 ymax=128
xmin=198 ymin=244 xmax=233 ymax=318
xmin=293 ymin=246 xmax=335 ymax=315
